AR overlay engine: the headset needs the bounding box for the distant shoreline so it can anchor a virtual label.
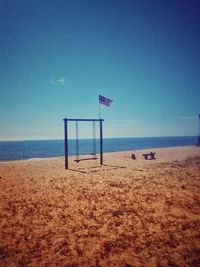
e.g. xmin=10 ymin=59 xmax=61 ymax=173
xmin=0 ymin=145 xmax=198 ymax=164
xmin=0 ymin=136 xmax=197 ymax=162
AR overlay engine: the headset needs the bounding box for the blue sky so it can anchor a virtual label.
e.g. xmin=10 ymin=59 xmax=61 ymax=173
xmin=0 ymin=0 xmax=200 ymax=140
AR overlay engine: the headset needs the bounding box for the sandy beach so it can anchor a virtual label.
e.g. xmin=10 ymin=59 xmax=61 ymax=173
xmin=0 ymin=146 xmax=200 ymax=267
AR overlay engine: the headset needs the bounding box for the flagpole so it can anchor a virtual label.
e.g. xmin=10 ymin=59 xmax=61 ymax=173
xmin=98 ymin=94 xmax=101 ymax=119
xmin=99 ymin=101 xmax=101 ymax=119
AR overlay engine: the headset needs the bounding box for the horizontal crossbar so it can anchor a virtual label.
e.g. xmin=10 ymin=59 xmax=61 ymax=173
xmin=74 ymin=157 xmax=98 ymax=162
xmin=64 ymin=118 xmax=104 ymax=122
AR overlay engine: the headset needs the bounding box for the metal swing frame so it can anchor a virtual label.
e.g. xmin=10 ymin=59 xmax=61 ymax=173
xmin=63 ymin=118 xmax=104 ymax=169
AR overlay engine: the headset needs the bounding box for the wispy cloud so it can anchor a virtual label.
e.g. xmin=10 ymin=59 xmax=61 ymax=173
xmin=50 ymin=77 xmax=66 ymax=86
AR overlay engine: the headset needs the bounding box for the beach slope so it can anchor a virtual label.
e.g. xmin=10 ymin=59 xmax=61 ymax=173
xmin=0 ymin=146 xmax=200 ymax=266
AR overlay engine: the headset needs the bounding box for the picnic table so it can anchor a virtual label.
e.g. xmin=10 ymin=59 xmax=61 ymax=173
xmin=142 ymin=152 xmax=156 ymax=160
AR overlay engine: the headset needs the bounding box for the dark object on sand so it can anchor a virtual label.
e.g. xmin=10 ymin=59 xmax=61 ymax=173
xmin=196 ymin=115 xmax=200 ymax=147
xmin=143 ymin=152 xmax=156 ymax=160
xmin=131 ymin=154 xmax=136 ymax=160
xmin=196 ymin=135 xmax=200 ymax=147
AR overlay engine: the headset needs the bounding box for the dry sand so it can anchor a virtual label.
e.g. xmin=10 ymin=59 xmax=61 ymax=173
xmin=0 ymin=146 xmax=200 ymax=267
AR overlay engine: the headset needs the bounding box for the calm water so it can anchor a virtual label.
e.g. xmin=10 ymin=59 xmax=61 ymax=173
xmin=0 ymin=136 xmax=197 ymax=161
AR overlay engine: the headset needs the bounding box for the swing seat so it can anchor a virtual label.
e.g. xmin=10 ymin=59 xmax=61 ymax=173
xmin=74 ymin=157 xmax=98 ymax=163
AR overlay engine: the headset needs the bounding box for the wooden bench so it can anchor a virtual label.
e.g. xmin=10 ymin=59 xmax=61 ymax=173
xmin=142 ymin=152 xmax=156 ymax=160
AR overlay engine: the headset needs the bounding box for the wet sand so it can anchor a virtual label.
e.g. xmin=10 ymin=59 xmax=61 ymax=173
xmin=0 ymin=146 xmax=200 ymax=266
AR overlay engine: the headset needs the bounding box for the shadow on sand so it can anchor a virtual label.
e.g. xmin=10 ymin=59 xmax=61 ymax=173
xmin=68 ymin=164 xmax=126 ymax=174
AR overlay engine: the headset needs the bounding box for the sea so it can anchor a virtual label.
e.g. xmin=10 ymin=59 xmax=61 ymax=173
xmin=0 ymin=136 xmax=197 ymax=161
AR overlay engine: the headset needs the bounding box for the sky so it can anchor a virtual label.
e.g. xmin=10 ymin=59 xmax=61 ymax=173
xmin=0 ymin=0 xmax=200 ymax=140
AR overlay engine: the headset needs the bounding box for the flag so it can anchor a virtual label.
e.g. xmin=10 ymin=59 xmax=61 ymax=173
xmin=99 ymin=95 xmax=113 ymax=107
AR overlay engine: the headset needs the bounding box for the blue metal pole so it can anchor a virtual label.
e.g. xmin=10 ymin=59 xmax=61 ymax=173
xmin=100 ymin=119 xmax=103 ymax=165
xmin=76 ymin=121 xmax=79 ymax=161
xmin=64 ymin=119 xmax=68 ymax=169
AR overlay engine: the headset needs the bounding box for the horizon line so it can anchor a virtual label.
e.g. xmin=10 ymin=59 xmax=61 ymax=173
xmin=0 ymin=135 xmax=197 ymax=142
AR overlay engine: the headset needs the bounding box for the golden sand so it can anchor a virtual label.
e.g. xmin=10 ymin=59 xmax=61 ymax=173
xmin=0 ymin=146 xmax=200 ymax=267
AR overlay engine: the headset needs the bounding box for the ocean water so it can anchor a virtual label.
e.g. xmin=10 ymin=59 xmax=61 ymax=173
xmin=0 ymin=136 xmax=197 ymax=161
